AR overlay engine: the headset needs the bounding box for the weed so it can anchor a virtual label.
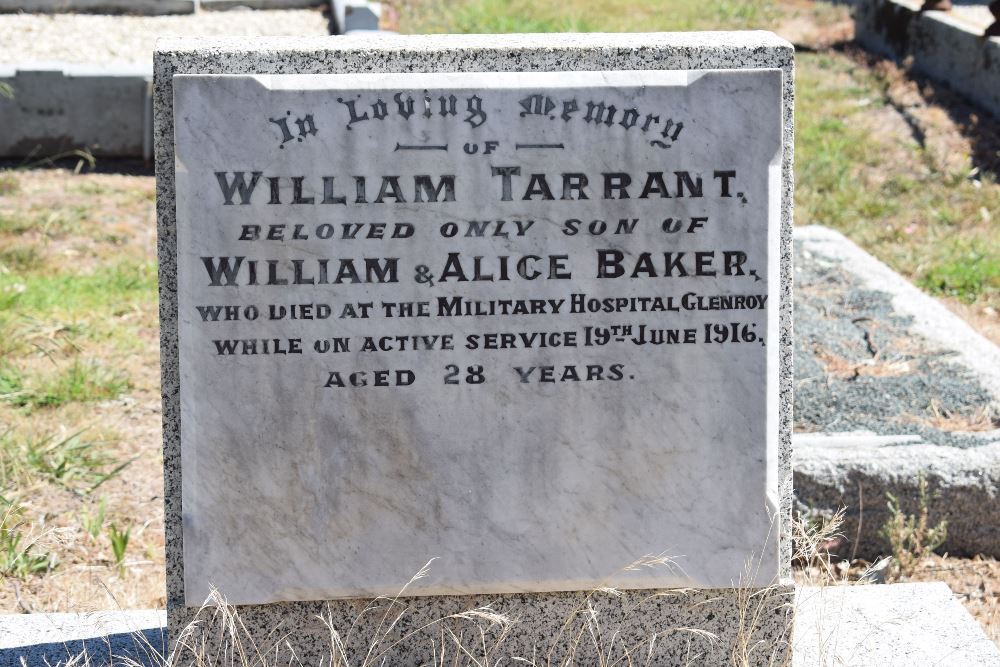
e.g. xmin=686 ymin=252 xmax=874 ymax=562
xmin=0 ymin=501 xmax=53 ymax=578
xmin=0 ymin=213 xmax=31 ymax=235
xmin=0 ymin=244 xmax=41 ymax=271
xmin=919 ymin=242 xmax=1000 ymax=302
xmin=12 ymin=147 xmax=96 ymax=173
xmin=0 ymin=429 xmax=131 ymax=495
xmin=0 ymin=363 xmax=22 ymax=400
xmin=792 ymin=508 xmax=847 ymax=584
xmin=80 ymin=498 xmax=106 ymax=542
xmin=1 ymin=358 xmax=129 ymax=410
xmin=881 ymin=473 xmax=948 ymax=580
xmin=108 ymin=522 xmax=130 ymax=572
xmin=0 ymin=170 xmax=18 ymax=195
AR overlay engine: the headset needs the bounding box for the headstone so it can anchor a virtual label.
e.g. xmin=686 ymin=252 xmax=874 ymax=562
xmin=156 ymin=32 xmax=795 ymax=664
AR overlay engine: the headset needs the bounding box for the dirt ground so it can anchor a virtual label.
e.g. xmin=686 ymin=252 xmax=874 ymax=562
xmin=0 ymin=171 xmax=164 ymax=613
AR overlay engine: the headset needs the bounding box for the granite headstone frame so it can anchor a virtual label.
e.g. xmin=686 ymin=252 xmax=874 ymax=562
xmin=155 ymin=32 xmax=795 ymax=664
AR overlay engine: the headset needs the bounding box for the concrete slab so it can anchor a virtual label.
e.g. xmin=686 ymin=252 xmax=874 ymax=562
xmin=854 ymin=0 xmax=1000 ymax=118
xmin=0 ymin=62 xmax=152 ymax=159
xmin=794 ymin=431 xmax=1000 ymax=557
xmin=793 ymin=582 xmax=1000 ymax=665
xmin=2 ymin=585 xmax=996 ymax=666
xmin=0 ymin=10 xmax=331 ymax=64
xmin=0 ymin=7 xmax=331 ymax=158
xmin=0 ymin=0 xmax=194 ymax=13
xmin=0 ymin=610 xmax=165 ymax=667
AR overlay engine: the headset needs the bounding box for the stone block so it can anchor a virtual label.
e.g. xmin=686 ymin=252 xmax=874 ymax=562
xmin=330 ymin=0 xmax=380 ymax=33
xmin=0 ymin=62 xmax=152 ymax=159
xmin=854 ymin=0 xmax=1000 ymax=117
xmin=794 ymin=432 xmax=1000 ymax=558
xmin=794 ymin=582 xmax=1000 ymax=665
xmin=0 ymin=0 xmax=195 ymax=14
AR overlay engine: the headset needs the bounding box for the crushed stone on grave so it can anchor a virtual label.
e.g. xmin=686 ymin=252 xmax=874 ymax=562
xmin=794 ymin=239 xmax=999 ymax=448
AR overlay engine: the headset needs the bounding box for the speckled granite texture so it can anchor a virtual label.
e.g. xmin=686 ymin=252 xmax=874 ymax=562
xmin=154 ymin=32 xmax=795 ymax=665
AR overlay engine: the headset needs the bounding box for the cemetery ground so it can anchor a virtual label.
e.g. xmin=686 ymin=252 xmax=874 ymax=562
xmin=0 ymin=0 xmax=998 ymax=655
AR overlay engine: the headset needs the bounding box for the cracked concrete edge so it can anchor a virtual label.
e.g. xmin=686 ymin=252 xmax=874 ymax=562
xmin=3 ymin=585 xmax=998 ymax=666
xmin=794 ymin=431 xmax=1000 ymax=557
xmin=795 ymin=225 xmax=1000 ymax=403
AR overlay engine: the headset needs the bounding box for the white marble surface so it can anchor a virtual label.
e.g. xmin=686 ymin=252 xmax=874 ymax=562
xmin=173 ymin=69 xmax=783 ymax=605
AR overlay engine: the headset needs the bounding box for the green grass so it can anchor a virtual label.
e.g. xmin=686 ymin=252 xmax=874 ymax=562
xmin=0 ymin=429 xmax=129 ymax=494
xmin=0 ymin=206 xmax=89 ymax=238
xmin=0 ymin=358 xmax=129 ymax=410
xmin=920 ymin=243 xmax=1000 ymax=302
xmin=794 ymin=50 xmax=1000 ymax=306
xmin=0 ymin=261 xmax=155 ymax=314
xmin=402 ymin=0 xmax=781 ymax=33
xmin=1 ymin=501 xmax=54 ymax=578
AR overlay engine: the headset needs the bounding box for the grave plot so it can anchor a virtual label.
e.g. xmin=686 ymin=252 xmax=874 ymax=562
xmin=0 ymin=0 xmax=998 ymax=663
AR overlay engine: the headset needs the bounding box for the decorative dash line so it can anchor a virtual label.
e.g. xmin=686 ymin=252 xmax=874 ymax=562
xmin=394 ymin=143 xmax=449 ymax=151
xmin=515 ymin=143 xmax=565 ymax=150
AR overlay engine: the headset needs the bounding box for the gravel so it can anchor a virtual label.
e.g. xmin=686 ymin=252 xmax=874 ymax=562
xmin=0 ymin=8 xmax=330 ymax=64
xmin=793 ymin=237 xmax=1000 ymax=448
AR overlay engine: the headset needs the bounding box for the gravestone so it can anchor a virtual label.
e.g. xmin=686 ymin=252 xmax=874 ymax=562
xmin=155 ymin=32 xmax=795 ymax=664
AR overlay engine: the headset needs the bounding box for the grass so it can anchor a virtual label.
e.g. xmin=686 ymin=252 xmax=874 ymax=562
xmin=794 ymin=51 xmax=1000 ymax=315
xmin=0 ymin=168 xmax=163 ymax=612
xmin=0 ymin=358 xmax=129 ymax=410
xmin=0 ymin=429 xmax=130 ymax=494
xmin=400 ymin=0 xmax=782 ymax=33
xmin=1 ymin=501 xmax=54 ymax=578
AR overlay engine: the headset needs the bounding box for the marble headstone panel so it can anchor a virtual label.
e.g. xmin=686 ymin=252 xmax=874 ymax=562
xmin=171 ymin=67 xmax=782 ymax=606
xmin=157 ymin=33 xmax=795 ymax=664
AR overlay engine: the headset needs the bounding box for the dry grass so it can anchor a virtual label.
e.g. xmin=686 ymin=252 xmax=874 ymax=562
xmin=61 ymin=555 xmax=791 ymax=667
xmin=912 ymin=400 xmax=1000 ymax=433
xmin=811 ymin=345 xmax=914 ymax=380
xmin=0 ymin=169 xmax=164 ymax=613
